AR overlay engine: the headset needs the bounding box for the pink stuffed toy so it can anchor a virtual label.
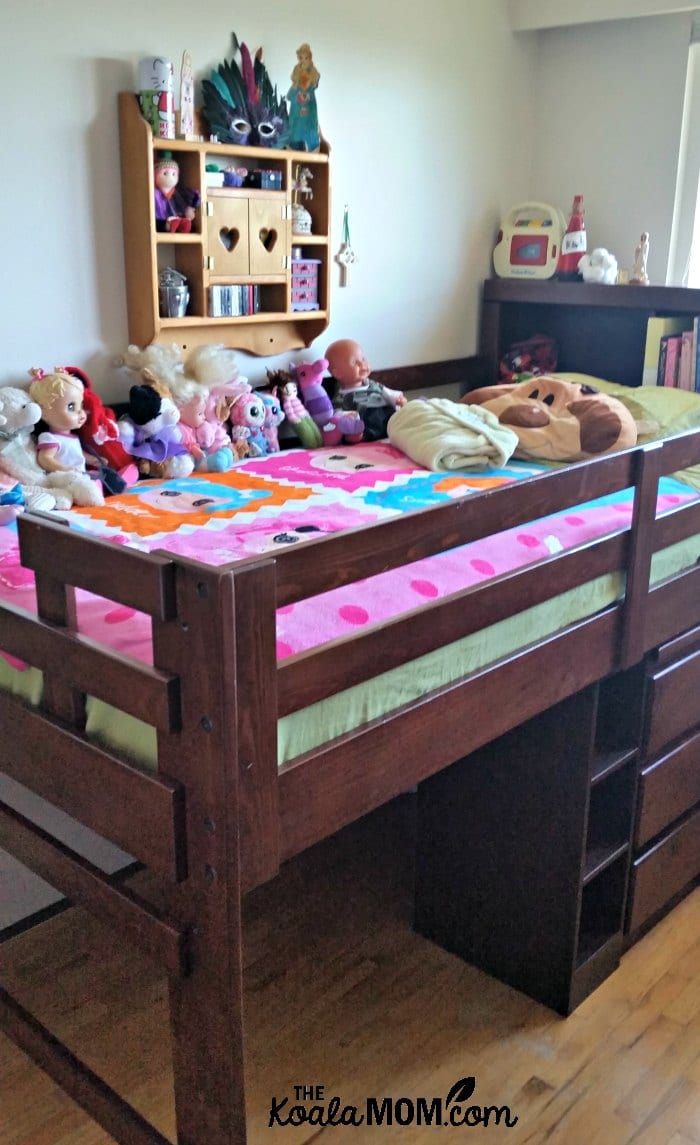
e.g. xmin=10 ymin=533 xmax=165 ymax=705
xmin=294 ymin=358 xmax=364 ymax=446
xmin=228 ymin=391 xmax=268 ymax=458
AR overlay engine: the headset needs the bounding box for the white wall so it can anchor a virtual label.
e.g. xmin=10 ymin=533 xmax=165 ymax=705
xmin=528 ymin=12 xmax=693 ymax=284
xmin=509 ymin=0 xmax=699 ymax=31
xmin=2 ymin=0 xmax=537 ymax=400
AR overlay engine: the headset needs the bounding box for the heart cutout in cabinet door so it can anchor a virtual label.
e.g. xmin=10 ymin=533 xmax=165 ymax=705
xmin=259 ymin=227 xmax=278 ymax=253
xmin=219 ymin=227 xmax=240 ymax=252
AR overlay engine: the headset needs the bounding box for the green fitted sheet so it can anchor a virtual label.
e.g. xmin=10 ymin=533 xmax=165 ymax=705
xmin=2 ymin=535 xmax=697 ymax=772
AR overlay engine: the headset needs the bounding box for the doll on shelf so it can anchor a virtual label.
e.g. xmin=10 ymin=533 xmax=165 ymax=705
xmin=153 ymin=152 xmax=201 ymax=233
xmin=325 ymin=339 xmax=407 ymax=442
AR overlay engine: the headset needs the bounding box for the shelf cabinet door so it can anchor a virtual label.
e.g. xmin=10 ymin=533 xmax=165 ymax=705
xmin=249 ymin=198 xmax=289 ymax=276
xmin=206 ymin=197 xmax=250 ymax=278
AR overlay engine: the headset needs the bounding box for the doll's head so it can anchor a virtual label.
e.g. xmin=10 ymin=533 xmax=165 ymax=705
xmin=154 ymin=154 xmax=180 ymax=196
xmin=176 ymin=385 xmax=207 ymax=430
xmin=326 ymin=339 xmax=370 ymax=391
xmin=28 ymin=369 xmax=87 ymax=433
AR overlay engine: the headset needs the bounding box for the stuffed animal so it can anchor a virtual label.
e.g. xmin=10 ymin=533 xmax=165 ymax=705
xmin=0 ymin=474 xmax=55 ymax=521
xmin=119 ymin=382 xmax=195 ymax=479
xmin=260 ymin=388 xmax=285 ymax=453
xmin=227 ymin=391 xmax=268 ymax=457
xmin=578 ymin=248 xmax=618 ymax=285
xmin=461 ymin=376 xmax=637 ymax=462
xmin=0 ymin=385 xmax=103 ymax=509
xmin=279 ymin=378 xmax=323 ymax=449
xmin=294 ymin=358 xmax=364 ymax=446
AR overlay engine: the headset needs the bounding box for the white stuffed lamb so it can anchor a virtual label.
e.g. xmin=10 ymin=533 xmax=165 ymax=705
xmin=0 ymin=387 xmax=103 ymax=509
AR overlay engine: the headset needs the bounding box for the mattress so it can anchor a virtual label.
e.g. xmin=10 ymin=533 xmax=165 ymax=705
xmin=0 ymin=443 xmax=698 ymax=769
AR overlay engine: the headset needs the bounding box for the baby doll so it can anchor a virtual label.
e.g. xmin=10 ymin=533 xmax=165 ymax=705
xmin=325 ymin=339 xmax=406 ymax=442
xmin=28 ymin=369 xmax=104 ymax=486
xmin=153 ymin=153 xmax=201 ymax=233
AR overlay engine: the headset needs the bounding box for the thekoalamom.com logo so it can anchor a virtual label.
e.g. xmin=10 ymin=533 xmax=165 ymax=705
xmin=268 ymin=1076 xmax=518 ymax=1130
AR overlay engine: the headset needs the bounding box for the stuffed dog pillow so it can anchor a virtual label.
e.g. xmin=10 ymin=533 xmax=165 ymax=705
xmin=461 ymin=376 xmax=637 ymax=462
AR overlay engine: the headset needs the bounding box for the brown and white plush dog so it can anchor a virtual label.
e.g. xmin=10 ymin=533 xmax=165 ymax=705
xmin=461 ymin=376 xmax=637 ymax=462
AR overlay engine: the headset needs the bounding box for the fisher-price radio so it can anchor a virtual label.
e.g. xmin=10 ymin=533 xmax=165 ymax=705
xmin=493 ymin=203 xmax=565 ymax=280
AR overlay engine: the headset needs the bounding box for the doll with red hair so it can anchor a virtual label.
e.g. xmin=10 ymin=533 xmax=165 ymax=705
xmin=58 ymin=366 xmax=139 ymax=490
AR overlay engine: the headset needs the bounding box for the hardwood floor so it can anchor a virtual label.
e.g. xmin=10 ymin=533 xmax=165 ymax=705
xmin=0 ymin=795 xmax=698 ymax=1144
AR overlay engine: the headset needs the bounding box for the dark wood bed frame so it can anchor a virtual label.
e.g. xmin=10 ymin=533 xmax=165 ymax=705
xmin=1 ymin=409 xmax=699 ymax=1143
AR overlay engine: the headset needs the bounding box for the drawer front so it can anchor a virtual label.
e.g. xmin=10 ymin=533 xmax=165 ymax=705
xmin=646 ymin=648 xmax=700 ymax=759
xmin=637 ymin=731 xmax=700 ymax=847
xmin=628 ymin=807 xmax=700 ymax=935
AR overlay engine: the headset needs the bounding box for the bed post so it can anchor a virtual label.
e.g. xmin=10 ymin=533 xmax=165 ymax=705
xmin=152 ymin=557 xmax=279 ymax=1145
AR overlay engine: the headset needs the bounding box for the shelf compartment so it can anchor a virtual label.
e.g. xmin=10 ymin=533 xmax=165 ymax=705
xmin=575 ymin=853 xmax=628 ymax=968
xmin=590 ymin=745 xmax=638 ymax=787
xmin=584 ymin=761 xmax=636 ymax=881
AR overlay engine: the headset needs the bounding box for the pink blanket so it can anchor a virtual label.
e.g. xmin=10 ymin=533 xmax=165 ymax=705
xmin=0 ymin=444 xmax=695 ymax=669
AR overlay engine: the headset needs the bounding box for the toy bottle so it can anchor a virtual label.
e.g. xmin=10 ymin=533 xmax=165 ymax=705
xmin=556 ymin=195 xmax=586 ymax=280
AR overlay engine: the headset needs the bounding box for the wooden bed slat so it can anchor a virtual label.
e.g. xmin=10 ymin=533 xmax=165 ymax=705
xmin=653 ymin=496 xmax=700 ymax=549
xmin=272 ymin=451 xmax=638 ymax=605
xmin=0 ymin=600 xmax=180 ymax=732
xmin=34 ymin=569 xmax=86 ymax=728
xmin=647 ymin=564 xmax=700 ymax=649
xmin=18 ymin=514 xmax=177 ymax=619
xmin=619 ymin=443 xmax=663 ymax=669
xmin=278 ymin=533 xmax=627 ymax=716
xmin=0 ymin=987 xmax=172 ymax=1145
xmin=0 ymin=800 xmax=187 ymax=976
xmin=278 ymin=609 xmax=620 ymax=859
xmin=0 ymin=691 xmax=186 ymax=881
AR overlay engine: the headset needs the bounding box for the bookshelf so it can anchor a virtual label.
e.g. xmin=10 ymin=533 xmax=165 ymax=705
xmin=414 ymin=669 xmax=646 ymax=1015
xmin=479 ymin=280 xmax=700 ymax=388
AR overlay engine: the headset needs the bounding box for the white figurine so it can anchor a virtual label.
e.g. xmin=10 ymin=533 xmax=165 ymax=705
xmin=630 ymin=232 xmax=650 ymax=285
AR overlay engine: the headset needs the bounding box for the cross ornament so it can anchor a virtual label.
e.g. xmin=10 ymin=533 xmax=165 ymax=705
xmin=335 ymin=241 xmax=356 ymax=286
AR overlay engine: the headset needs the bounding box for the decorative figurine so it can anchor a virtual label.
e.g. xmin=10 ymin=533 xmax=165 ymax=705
xmin=138 ymin=57 xmax=175 ymax=139
xmin=153 ymin=153 xmax=201 ymax=233
xmin=179 ymin=50 xmax=195 ymax=138
xmin=287 ymin=43 xmax=320 ymax=152
xmin=630 ymin=232 xmax=650 ymax=285
xmin=292 ymin=163 xmax=314 ymax=235
xmin=326 ymin=339 xmax=407 ymax=442
xmin=335 ymin=205 xmax=356 ymax=287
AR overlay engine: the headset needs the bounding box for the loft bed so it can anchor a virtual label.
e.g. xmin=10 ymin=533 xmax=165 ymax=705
xmin=0 ymin=399 xmax=699 ymax=1143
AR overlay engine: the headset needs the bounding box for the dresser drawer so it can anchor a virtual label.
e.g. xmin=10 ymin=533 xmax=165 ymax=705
xmin=645 ymin=648 xmax=700 ymax=759
xmin=627 ymin=806 xmax=700 ymax=935
xmin=637 ymin=731 xmax=700 ymax=847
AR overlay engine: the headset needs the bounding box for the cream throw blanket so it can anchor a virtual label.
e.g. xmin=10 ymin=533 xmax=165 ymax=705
xmin=387 ymin=398 xmax=518 ymax=471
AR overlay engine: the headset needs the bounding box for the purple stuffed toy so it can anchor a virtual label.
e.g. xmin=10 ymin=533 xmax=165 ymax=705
xmin=294 ymin=359 xmax=364 ymax=446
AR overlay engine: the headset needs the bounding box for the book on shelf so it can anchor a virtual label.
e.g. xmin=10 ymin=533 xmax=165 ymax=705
xmin=643 ymin=316 xmax=693 ymax=386
xmin=643 ymin=316 xmax=689 ymax=385
xmin=661 ymin=334 xmax=682 ymax=387
xmin=679 ymin=329 xmax=694 ymax=391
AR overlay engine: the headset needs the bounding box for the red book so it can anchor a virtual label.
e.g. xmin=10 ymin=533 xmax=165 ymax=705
xmin=663 ymin=334 xmax=682 ymax=387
